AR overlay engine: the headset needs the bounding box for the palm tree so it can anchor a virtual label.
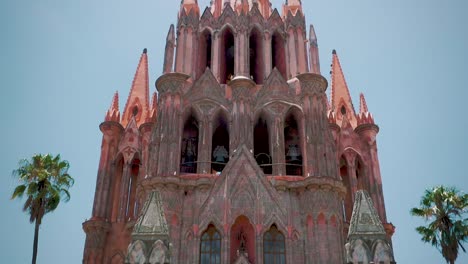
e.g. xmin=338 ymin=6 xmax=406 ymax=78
xmin=411 ymin=186 xmax=468 ymax=264
xmin=11 ymin=154 xmax=74 ymax=264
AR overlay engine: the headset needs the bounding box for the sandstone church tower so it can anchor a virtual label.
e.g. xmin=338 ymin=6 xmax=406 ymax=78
xmin=83 ymin=1 xmax=396 ymax=263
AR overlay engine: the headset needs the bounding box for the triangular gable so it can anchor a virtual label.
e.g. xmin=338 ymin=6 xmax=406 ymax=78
xmin=257 ymin=68 xmax=292 ymax=104
xmin=200 ymin=7 xmax=214 ymax=28
xmin=186 ymin=68 xmax=227 ymax=105
xmin=249 ymin=3 xmax=264 ymax=26
xmin=219 ymin=4 xmax=237 ymax=26
xmin=133 ymin=191 xmax=169 ymax=237
xmin=198 ymin=145 xmax=287 ymax=228
xmin=348 ymin=190 xmax=386 ymax=238
xmin=267 ymin=9 xmax=284 ymax=29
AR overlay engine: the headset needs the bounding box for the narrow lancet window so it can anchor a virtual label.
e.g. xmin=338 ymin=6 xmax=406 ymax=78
xmin=254 ymin=116 xmax=272 ymax=174
xmin=211 ymin=115 xmax=229 ymax=173
xmin=284 ymin=114 xmax=302 ymax=176
xmin=126 ymin=158 xmax=140 ymax=219
xmin=200 ymin=225 xmax=221 ymax=264
xmin=249 ymin=28 xmax=264 ymax=84
xmin=340 ymin=157 xmax=352 ymax=222
xmin=198 ymin=30 xmax=212 ymax=78
xmin=220 ymin=27 xmax=235 ymax=84
xmin=263 ymin=225 xmax=286 ymax=264
xmin=181 ymin=115 xmax=199 ymax=174
xmin=272 ymin=32 xmax=287 ymax=79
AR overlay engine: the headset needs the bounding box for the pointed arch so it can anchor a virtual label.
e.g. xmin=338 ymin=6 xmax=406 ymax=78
xmin=181 ymin=110 xmax=200 ymax=174
xmin=253 ymin=110 xmax=272 ymax=174
xmin=271 ymin=30 xmax=287 ymax=79
xmin=263 ymin=224 xmax=286 ymax=264
xmin=220 ymin=26 xmax=236 ymax=84
xmin=355 ymin=154 xmax=369 ymax=193
xmin=211 ymin=109 xmax=230 ymax=173
xmin=126 ymin=154 xmax=141 ymax=219
xmin=284 ymin=107 xmax=303 ymax=176
xmin=200 ymin=224 xmax=221 ymax=264
xmin=198 ymin=28 xmax=213 ymax=79
xmin=249 ymin=26 xmax=264 ymax=84
xmin=340 ymin=155 xmax=353 ymax=222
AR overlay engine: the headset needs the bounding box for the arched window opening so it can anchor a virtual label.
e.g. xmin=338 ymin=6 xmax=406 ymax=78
xmin=126 ymin=158 xmax=140 ymax=219
xmin=200 ymin=224 xmax=221 ymax=264
xmin=211 ymin=115 xmax=229 ymax=173
xmin=272 ymin=32 xmax=287 ymax=79
xmin=220 ymin=28 xmax=235 ymax=84
xmin=111 ymin=156 xmax=124 ymax=222
xmin=340 ymin=157 xmax=352 ymax=222
xmin=181 ymin=115 xmax=199 ymax=174
xmin=249 ymin=28 xmax=264 ymax=84
xmin=263 ymin=224 xmax=286 ymax=264
xmin=198 ymin=30 xmax=212 ymax=78
xmin=254 ymin=116 xmax=272 ymax=174
xmin=284 ymin=114 xmax=302 ymax=176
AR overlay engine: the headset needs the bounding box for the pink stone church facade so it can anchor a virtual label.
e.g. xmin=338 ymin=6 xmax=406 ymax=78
xmin=83 ymin=1 xmax=396 ymax=263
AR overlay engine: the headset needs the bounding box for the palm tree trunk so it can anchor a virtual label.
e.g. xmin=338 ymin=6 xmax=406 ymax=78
xmin=32 ymin=219 xmax=39 ymax=264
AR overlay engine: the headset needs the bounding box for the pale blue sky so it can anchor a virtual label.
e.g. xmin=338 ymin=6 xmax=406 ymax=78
xmin=1 ymin=0 xmax=467 ymax=263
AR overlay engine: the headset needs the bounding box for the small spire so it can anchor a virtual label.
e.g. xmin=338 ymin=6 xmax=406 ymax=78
xmin=309 ymin=24 xmax=320 ymax=74
xmin=331 ymin=50 xmax=357 ymax=127
xmin=143 ymin=48 xmax=147 ymax=54
xmin=105 ymin=91 xmax=120 ymax=122
xmin=121 ymin=49 xmax=150 ymax=127
xmin=359 ymin=93 xmax=368 ymax=114
xmin=163 ymin=25 xmax=175 ymax=74
xmin=356 ymin=92 xmax=375 ymax=125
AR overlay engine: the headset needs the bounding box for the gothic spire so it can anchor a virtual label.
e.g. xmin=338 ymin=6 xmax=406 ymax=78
xmin=121 ymin=49 xmax=150 ymax=128
xmin=359 ymin=93 xmax=368 ymax=114
xmin=356 ymin=93 xmax=375 ymax=125
xmin=331 ymin=49 xmax=357 ymax=127
xmin=105 ymin=91 xmax=120 ymax=123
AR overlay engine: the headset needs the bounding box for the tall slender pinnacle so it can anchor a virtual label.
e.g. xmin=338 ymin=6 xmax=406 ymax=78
xmin=359 ymin=93 xmax=368 ymax=114
xmin=121 ymin=49 xmax=150 ymax=128
xmin=331 ymin=50 xmax=357 ymax=127
xmin=309 ymin=24 xmax=320 ymax=74
xmin=163 ymin=24 xmax=175 ymax=74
